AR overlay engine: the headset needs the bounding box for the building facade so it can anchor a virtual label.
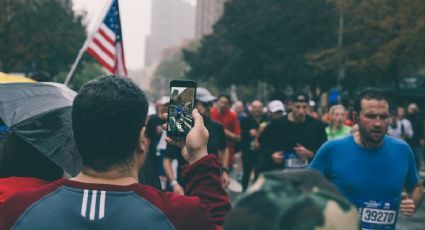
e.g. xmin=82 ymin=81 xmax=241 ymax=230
xmin=195 ymin=0 xmax=227 ymax=39
xmin=145 ymin=0 xmax=195 ymax=66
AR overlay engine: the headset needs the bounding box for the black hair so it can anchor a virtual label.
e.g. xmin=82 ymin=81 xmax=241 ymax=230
xmin=0 ymin=132 xmax=63 ymax=181
xmin=353 ymin=88 xmax=390 ymax=114
xmin=218 ymin=94 xmax=232 ymax=104
xmin=72 ymin=76 xmax=148 ymax=172
xmin=291 ymin=92 xmax=309 ymax=103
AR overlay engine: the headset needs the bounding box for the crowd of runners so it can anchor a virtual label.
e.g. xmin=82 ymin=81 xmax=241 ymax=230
xmin=0 ymin=76 xmax=423 ymax=229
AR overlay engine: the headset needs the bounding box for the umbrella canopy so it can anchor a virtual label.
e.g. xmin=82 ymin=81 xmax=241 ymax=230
xmin=0 ymin=72 xmax=36 ymax=83
xmin=0 ymin=82 xmax=81 ymax=176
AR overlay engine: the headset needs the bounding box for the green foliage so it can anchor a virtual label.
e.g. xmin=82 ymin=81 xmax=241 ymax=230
xmin=184 ymin=0 xmax=338 ymax=97
xmin=185 ymin=0 xmax=425 ymax=95
xmin=56 ymin=58 xmax=106 ymax=91
xmin=313 ymin=0 xmax=425 ymax=89
xmin=150 ymin=41 xmax=199 ymax=99
xmin=0 ymin=0 xmax=86 ymax=80
xmin=156 ymin=52 xmax=187 ymax=80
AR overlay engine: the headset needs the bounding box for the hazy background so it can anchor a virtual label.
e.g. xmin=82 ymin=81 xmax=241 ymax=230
xmin=72 ymin=0 xmax=196 ymax=70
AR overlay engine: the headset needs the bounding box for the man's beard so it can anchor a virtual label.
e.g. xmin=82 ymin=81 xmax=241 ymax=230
xmin=358 ymin=125 xmax=386 ymax=146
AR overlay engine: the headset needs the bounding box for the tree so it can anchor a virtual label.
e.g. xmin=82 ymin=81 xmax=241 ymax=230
xmin=149 ymin=42 xmax=199 ymax=99
xmin=184 ymin=0 xmax=339 ymax=98
xmin=0 ymin=0 xmax=86 ymax=80
xmin=56 ymin=58 xmax=107 ymax=91
xmin=312 ymin=0 xmax=425 ymax=90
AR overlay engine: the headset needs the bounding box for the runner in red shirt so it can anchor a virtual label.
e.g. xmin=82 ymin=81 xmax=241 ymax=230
xmin=210 ymin=95 xmax=241 ymax=170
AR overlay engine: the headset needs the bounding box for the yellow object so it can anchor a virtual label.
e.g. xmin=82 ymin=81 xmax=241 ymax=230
xmin=0 ymin=72 xmax=36 ymax=83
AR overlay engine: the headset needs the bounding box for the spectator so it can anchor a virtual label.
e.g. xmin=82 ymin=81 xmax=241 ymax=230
xmin=0 ymin=132 xmax=63 ymax=204
xmin=0 ymin=76 xmax=231 ymax=229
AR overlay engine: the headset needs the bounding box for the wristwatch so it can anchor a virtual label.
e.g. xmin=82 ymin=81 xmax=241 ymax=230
xmin=221 ymin=167 xmax=230 ymax=174
xmin=170 ymin=179 xmax=179 ymax=187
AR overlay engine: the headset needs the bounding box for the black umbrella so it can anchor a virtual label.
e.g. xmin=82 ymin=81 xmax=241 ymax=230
xmin=0 ymin=82 xmax=81 ymax=176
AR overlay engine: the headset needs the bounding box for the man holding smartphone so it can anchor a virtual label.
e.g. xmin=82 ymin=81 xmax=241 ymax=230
xmin=0 ymin=76 xmax=231 ymax=230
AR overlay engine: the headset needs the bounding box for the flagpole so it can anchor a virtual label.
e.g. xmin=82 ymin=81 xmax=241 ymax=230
xmin=64 ymin=0 xmax=113 ymax=86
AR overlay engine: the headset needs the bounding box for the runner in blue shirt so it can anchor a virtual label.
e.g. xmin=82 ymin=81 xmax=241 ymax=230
xmin=310 ymin=89 xmax=423 ymax=230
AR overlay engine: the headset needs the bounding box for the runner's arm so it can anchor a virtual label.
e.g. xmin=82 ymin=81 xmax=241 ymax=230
xmin=218 ymin=148 xmax=230 ymax=188
xmin=224 ymin=115 xmax=241 ymax=141
xmin=294 ymin=143 xmax=314 ymax=159
xmin=224 ymin=129 xmax=240 ymax=141
xmin=410 ymin=183 xmax=424 ymax=209
xmin=218 ymin=147 xmax=229 ymax=169
xmin=163 ymin=157 xmax=184 ymax=195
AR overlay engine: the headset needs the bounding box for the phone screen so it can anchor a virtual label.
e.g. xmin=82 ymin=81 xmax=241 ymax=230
xmin=167 ymin=85 xmax=196 ymax=137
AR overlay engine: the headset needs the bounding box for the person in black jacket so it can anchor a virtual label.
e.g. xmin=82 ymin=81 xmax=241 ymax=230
xmin=240 ymin=100 xmax=268 ymax=191
xmin=258 ymin=93 xmax=327 ymax=173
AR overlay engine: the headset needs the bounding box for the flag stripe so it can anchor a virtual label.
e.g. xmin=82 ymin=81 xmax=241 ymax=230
xmin=115 ymin=42 xmax=127 ymax=76
xmin=87 ymin=47 xmax=114 ymax=73
xmin=87 ymin=43 xmax=115 ymax=67
xmin=99 ymin=23 xmax=116 ymax=42
xmin=93 ymin=33 xmax=115 ymax=55
xmin=91 ymin=38 xmax=115 ymax=60
xmin=85 ymin=0 xmax=126 ymax=76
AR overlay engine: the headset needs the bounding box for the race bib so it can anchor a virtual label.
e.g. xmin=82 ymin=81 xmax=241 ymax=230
xmin=284 ymin=152 xmax=308 ymax=169
xmin=356 ymin=200 xmax=397 ymax=230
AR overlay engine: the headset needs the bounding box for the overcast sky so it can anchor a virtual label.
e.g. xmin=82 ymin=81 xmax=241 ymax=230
xmin=72 ymin=0 xmax=196 ymax=70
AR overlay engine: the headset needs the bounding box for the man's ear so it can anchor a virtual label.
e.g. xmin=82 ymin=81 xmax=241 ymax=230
xmin=137 ymin=127 xmax=147 ymax=154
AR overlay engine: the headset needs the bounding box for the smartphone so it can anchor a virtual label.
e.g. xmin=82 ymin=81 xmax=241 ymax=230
xmin=167 ymin=80 xmax=197 ymax=138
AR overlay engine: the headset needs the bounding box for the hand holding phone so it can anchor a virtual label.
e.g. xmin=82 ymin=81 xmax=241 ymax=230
xmin=166 ymin=80 xmax=197 ymax=138
xmin=165 ymin=109 xmax=209 ymax=165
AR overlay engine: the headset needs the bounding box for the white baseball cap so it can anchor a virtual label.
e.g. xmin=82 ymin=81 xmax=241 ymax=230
xmin=268 ymin=100 xmax=285 ymax=113
xmin=196 ymin=87 xmax=216 ymax=103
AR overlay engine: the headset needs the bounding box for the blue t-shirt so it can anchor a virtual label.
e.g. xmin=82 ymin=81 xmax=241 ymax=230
xmin=309 ymin=135 xmax=419 ymax=229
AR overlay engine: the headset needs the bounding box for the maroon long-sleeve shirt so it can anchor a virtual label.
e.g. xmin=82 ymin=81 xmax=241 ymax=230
xmin=0 ymin=155 xmax=231 ymax=230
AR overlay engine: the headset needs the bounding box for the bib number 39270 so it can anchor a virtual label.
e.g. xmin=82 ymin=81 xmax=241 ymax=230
xmin=358 ymin=200 xmax=397 ymax=230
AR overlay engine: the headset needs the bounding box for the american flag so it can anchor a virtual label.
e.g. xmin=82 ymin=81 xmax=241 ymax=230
xmin=86 ymin=0 xmax=127 ymax=76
